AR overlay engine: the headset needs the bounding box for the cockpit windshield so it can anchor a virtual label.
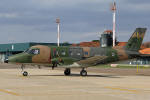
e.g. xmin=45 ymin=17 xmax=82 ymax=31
xmin=25 ymin=49 xmax=40 ymax=55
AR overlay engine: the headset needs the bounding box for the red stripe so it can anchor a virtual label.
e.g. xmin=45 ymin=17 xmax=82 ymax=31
xmin=49 ymin=48 xmax=52 ymax=64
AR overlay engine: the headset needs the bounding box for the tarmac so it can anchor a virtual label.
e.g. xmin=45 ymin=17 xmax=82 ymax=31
xmin=0 ymin=63 xmax=150 ymax=100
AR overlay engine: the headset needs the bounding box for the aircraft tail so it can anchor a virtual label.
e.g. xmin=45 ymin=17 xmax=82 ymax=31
xmin=125 ymin=28 xmax=147 ymax=51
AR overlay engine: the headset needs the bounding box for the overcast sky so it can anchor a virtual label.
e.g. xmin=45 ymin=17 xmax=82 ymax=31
xmin=0 ymin=0 xmax=149 ymax=44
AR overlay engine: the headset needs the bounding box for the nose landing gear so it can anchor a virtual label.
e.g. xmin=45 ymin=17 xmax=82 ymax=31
xmin=21 ymin=64 xmax=28 ymax=76
xmin=22 ymin=71 xmax=28 ymax=76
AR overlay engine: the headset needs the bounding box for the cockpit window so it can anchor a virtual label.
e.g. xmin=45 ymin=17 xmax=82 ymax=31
xmin=25 ymin=49 xmax=40 ymax=55
xmin=33 ymin=49 xmax=39 ymax=55
xmin=24 ymin=49 xmax=29 ymax=53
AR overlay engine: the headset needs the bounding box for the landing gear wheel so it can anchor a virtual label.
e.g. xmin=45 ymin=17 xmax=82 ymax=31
xmin=80 ymin=70 xmax=87 ymax=76
xmin=22 ymin=71 xmax=28 ymax=76
xmin=64 ymin=68 xmax=71 ymax=76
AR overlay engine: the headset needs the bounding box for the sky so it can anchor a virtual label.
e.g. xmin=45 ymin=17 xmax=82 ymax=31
xmin=0 ymin=0 xmax=149 ymax=44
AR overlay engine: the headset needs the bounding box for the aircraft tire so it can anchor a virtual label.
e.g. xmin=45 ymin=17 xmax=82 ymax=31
xmin=80 ymin=70 xmax=87 ymax=76
xmin=23 ymin=71 xmax=28 ymax=76
xmin=64 ymin=68 xmax=71 ymax=76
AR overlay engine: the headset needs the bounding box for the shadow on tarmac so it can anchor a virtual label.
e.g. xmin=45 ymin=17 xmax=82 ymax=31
xmin=30 ymin=74 xmax=121 ymax=78
xmin=136 ymin=74 xmax=150 ymax=76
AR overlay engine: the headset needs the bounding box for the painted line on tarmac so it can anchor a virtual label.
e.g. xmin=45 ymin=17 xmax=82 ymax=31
xmin=0 ymin=89 xmax=20 ymax=96
xmin=104 ymin=86 xmax=138 ymax=93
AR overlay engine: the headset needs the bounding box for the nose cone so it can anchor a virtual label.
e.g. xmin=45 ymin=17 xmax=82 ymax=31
xmin=7 ymin=53 xmax=33 ymax=63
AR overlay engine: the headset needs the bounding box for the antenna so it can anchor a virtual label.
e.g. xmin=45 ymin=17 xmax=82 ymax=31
xmin=111 ymin=1 xmax=116 ymax=47
xmin=56 ymin=18 xmax=60 ymax=47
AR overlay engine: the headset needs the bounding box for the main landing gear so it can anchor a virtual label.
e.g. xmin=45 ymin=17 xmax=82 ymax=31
xmin=21 ymin=64 xmax=28 ymax=76
xmin=80 ymin=68 xmax=87 ymax=76
xmin=64 ymin=68 xmax=71 ymax=76
xmin=64 ymin=68 xmax=87 ymax=76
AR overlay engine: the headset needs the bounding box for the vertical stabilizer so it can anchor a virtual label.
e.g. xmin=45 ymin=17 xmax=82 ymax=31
xmin=125 ymin=28 xmax=147 ymax=51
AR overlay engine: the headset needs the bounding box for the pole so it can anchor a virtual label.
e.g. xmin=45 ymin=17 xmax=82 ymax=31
xmin=57 ymin=23 xmax=60 ymax=47
xmin=112 ymin=2 xmax=116 ymax=47
xmin=56 ymin=18 xmax=60 ymax=47
xmin=113 ymin=11 xmax=116 ymax=47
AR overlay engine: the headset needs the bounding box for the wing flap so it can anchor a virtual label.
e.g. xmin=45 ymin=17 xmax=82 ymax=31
xmin=77 ymin=56 xmax=108 ymax=66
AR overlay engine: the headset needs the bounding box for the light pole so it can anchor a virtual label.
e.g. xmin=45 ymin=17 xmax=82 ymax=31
xmin=56 ymin=18 xmax=60 ymax=47
xmin=111 ymin=2 xmax=116 ymax=47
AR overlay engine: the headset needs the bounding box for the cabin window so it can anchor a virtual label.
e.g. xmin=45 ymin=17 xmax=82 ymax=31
xmin=61 ymin=51 xmax=66 ymax=55
xmin=112 ymin=52 xmax=115 ymax=56
xmin=77 ymin=53 xmax=80 ymax=56
xmin=69 ymin=51 xmax=73 ymax=56
xmin=26 ymin=49 xmax=40 ymax=55
xmin=56 ymin=51 xmax=59 ymax=56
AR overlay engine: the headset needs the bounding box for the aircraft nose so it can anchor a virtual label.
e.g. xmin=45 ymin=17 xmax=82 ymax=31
xmin=4 ymin=59 xmax=9 ymax=63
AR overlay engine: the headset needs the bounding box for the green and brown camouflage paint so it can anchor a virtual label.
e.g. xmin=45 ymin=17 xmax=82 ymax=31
xmin=8 ymin=28 xmax=147 ymax=67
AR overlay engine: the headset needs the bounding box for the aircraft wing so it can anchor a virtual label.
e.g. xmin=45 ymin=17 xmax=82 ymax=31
xmin=11 ymin=62 xmax=52 ymax=67
xmin=57 ymin=56 xmax=108 ymax=68
xmin=77 ymin=56 xmax=108 ymax=67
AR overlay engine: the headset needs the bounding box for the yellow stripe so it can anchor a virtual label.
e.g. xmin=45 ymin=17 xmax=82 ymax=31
xmin=137 ymin=64 xmax=139 ymax=73
xmin=104 ymin=86 xmax=138 ymax=93
xmin=0 ymin=89 xmax=20 ymax=96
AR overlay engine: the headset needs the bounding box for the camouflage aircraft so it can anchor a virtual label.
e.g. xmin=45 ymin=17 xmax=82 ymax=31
xmin=5 ymin=28 xmax=147 ymax=76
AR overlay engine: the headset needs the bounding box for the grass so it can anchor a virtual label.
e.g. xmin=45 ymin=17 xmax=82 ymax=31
xmin=95 ymin=64 xmax=150 ymax=69
xmin=95 ymin=64 xmax=112 ymax=68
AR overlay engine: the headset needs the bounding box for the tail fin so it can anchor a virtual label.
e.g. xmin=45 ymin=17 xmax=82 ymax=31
xmin=125 ymin=28 xmax=147 ymax=51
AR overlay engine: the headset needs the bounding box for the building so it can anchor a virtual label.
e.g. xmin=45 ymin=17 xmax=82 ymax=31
xmin=72 ymin=41 xmax=100 ymax=47
xmin=100 ymin=30 xmax=113 ymax=47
